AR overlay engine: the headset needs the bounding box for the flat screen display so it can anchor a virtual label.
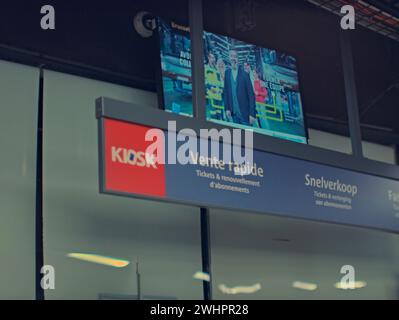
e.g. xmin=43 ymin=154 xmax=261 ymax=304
xmin=158 ymin=18 xmax=193 ymax=117
xmin=157 ymin=18 xmax=307 ymax=144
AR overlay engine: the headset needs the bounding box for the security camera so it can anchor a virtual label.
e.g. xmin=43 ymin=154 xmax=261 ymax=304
xmin=134 ymin=11 xmax=157 ymax=38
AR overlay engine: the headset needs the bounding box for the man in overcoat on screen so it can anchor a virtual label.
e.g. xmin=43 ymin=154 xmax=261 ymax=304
xmin=223 ymin=49 xmax=256 ymax=126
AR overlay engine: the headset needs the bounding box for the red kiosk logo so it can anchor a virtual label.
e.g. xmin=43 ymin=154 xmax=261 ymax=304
xmin=111 ymin=147 xmax=158 ymax=169
xmin=104 ymin=119 xmax=166 ymax=198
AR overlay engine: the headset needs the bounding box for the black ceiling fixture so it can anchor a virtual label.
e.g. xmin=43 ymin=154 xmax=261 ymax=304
xmin=364 ymin=0 xmax=399 ymax=18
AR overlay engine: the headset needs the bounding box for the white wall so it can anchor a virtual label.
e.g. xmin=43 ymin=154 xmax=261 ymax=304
xmin=0 ymin=60 xmax=38 ymax=299
xmin=308 ymin=128 xmax=396 ymax=164
xmin=362 ymin=140 xmax=396 ymax=165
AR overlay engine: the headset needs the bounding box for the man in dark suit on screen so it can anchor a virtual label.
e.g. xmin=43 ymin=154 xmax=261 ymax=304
xmin=223 ymin=49 xmax=256 ymax=126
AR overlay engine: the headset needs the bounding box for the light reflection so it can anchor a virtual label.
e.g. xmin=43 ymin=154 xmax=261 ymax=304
xmin=334 ymin=281 xmax=367 ymax=290
xmin=292 ymin=281 xmax=318 ymax=291
xmin=218 ymin=283 xmax=261 ymax=295
xmin=193 ymin=271 xmax=210 ymax=282
xmin=67 ymin=253 xmax=130 ymax=268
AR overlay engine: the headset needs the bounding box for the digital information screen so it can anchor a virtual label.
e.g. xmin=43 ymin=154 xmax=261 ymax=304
xmin=158 ymin=18 xmax=307 ymax=144
xmin=158 ymin=19 xmax=193 ymax=117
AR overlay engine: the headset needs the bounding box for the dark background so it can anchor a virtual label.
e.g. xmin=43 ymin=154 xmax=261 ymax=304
xmin=0 ymin=0 xmax=398 ymax=144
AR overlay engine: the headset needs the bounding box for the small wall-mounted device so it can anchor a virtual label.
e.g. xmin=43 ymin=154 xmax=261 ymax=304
xmin=133 ymin=11 xmax=157 ymax=38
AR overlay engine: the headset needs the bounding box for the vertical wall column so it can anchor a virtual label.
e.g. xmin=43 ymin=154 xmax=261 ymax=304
xmin=189 ymin=0 xmax=206 ymax=120
xmin=35 ymin=68 xmax=45 ymax=300
xmin=189 ymin=0 xmax=212 ymax=300
xmin=340 ymin=31 xmax=364 ymax=158
xmin=200 ymin=208 xmax=212 ymax=300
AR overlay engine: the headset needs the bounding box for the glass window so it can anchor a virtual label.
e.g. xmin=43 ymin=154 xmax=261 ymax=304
xmin=210 ymin=209 xmax=399 ymax=299
xmin=42 ymin=70 xmax=203 ymax=299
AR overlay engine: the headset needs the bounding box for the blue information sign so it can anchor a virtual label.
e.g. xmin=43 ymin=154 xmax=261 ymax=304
xmin=101 ymin=118 xmax=399 ymax=233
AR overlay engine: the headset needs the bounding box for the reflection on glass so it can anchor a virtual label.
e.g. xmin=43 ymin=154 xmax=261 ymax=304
xmin=218 ymin=283 xmax=262 ymax=295
xmin=334 ymin=281 xmax=367 ymax=290
xmin=67 ymin=253 xmax=130 ymax=268
xmin=193 ymin=271 xmax=210 ymax=282
xmin=292 ymin=281 xmax=318 ymax=291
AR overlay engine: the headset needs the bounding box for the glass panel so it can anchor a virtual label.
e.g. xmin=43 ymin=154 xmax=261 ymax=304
xmin=210 ymin=209 xmax=399 ymax=299
xmin=43 ymin=70 xmax=203 ymax=299
xmin=0 ymin=60 xmax=39 ymax=299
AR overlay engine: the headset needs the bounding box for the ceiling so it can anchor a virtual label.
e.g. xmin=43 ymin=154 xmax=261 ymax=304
xmin=0 ymin=0 xmax=398 ymax=143
xmin=306 ymin=0 xmax=399 ymax=42
xmin=360 ymin=0 xmax=399 ymax=20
